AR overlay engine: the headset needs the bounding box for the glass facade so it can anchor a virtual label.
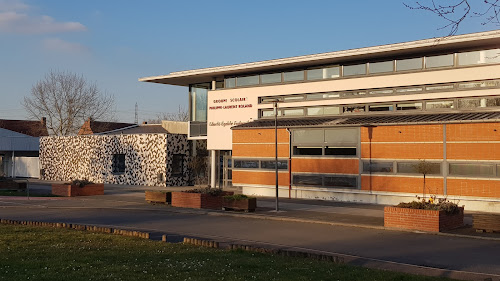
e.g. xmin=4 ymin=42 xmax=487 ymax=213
xmin=189 ymin=83 xmax=210 ymax=122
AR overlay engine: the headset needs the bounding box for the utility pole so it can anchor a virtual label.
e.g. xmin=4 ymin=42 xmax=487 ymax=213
xmin=134 ymin=102 xmax=139 ymax=124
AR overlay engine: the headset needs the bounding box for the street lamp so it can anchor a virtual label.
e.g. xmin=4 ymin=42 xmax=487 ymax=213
xmin=272 ymin=100 xmax=280 ymax=212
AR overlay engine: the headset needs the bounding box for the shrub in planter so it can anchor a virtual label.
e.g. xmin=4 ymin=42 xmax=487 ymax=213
xmin=52 ymin=179 xmax=104 ymax=197
xmin=222 ymin=194 xmax=257 ymax=212
xmin=145 ymin=190 xmax=171 ymax=204
xmin=171 ymin=188 xmax=233 ymax=210
xmin=384 ymin=196 xmax=464 ymax=232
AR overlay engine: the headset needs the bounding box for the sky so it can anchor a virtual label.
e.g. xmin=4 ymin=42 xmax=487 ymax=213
xmin=0 ymin=0 xmax=497 ymax=123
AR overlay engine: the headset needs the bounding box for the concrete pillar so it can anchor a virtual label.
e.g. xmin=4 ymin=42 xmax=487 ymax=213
xmin=210 ymin=150 xmax=217 ymax=188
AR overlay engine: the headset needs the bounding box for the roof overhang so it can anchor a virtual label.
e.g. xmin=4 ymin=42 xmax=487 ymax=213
xmin=139 ymin=30 xmax=500 ymax=87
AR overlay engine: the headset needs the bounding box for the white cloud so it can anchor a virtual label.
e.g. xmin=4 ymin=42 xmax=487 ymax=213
xmin=0 ymin=0 xmax=86 ymax=34
xmin=0 ymin=0 xmax=29 ymax=12
xmin=43 ymin=38 xmax=90 ymax=54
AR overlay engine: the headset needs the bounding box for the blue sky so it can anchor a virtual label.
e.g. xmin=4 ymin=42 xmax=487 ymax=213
xmin=0 ymin=0 xmax=496 ymax=123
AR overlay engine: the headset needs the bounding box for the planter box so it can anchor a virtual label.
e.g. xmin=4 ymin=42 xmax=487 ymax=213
xmin=473 ymin=213 xmax=500 ymax=233
xmin=223 ymin=197 xmax=257 ymax=212
xmin=171 ymin=191 xmax=233 ymax=210
xmin=51 ymin=184 xmax=104 ymax=197
xmin=384 ymin=206 xmax=464 ymax=232
xmin=145 ymin=191 xmax=171 ymax=204
xmin=0 ymin=180 xmax=27 ymax=190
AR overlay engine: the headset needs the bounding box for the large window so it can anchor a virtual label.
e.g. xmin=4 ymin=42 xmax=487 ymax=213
xmin=458 ymin=49 xmax=500 ymax=66
xmin=425 ymin=54 xmax=454 ymax=68
xmin=449 ymin=163 xmax=496 ymax=177
xmin=396 ymin=58 xmax=422 ymax=71
xmin=233 ymin=159 xmax=288 ymax=170
xmin=261 ymin=73 xmax=282 ymax=84
xmin=369 ymin=61 xmax=393 ymax=74
xmin=363 ymin=161 xmax=442 ymax=175
xmin=292 ymin=128 xmax=358 ymax=157
xmin=293 ymin=174 xmax=358 ymax=189
xmin=307 ymin=66 xmax=340 ymax=80
xmin=237 ymin=75 xmax=259 ymax=87
xmin=343 ymin=64 xmax=366 ymax=76
xmin=112 ymin=154 xmax=126 ymax=174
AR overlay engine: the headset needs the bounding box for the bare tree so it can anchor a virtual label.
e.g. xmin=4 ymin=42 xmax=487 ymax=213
xmin=145 ymin=105 xmax=189 ymax=124
xmin=23 ymin=71 xmax=115 ymax=136
xmin=404 ymin=0 xmax=500 ymax=35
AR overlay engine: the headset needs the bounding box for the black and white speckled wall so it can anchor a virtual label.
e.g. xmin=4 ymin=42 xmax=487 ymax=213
xmin=40 ymin=134 xmax=191 ymax=186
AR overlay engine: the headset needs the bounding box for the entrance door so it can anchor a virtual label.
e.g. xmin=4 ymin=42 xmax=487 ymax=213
xmin=221 ymin=152 xmax=232 ymax=187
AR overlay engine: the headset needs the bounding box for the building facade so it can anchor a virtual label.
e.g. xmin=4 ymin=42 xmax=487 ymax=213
xmin=40 ymin=124 xmax=192 ymax=186
xmin=140 ymin=30 xmax=500 ymax=211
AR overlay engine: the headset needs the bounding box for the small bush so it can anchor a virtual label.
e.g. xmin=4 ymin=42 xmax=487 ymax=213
xmin=223 ymin=194 xmax=253 ymax=201
xmin=184 ymin=187 xmax=224 ymax=196
xmin=70 ymin=179 xmax=94 ymax=188
xmin=396 ymin=196 xmax=462 ymax=215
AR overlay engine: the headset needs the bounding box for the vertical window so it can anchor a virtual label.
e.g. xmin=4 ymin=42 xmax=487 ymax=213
xmin=189 ymin=83 xmax=210 ymax=122
xmin=172 ymin=154 xmax=184 ymax=176
xmin=224 ymin=77 xmax=236 ymax=88
xmin=112 ymin=154 xmax=126 ymax=173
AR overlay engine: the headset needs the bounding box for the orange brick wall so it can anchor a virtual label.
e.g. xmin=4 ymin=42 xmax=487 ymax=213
xmin=233 ymin=144 xmax=289 ymax=158
xmin=361 ymin=125 xmax=443 ymax=142
xmin=232 ymin=170 xmax=289 ymax=186
xmin=447 ymin=178 xmax=500 ymax=198
xmin=447 ymin=123 xmax=500 ymax=141
xmin=291 ymin=158 xmax=358 ymax=174
xmin=233 ymin=129 xmax=289 ymax=144
xmin=447 ymin=143 xmax=500 ymax=160
xmin=361 ymin=143 xmax=443 ymax=159
xmin=361 ymin=175 xmax=444 ymax=194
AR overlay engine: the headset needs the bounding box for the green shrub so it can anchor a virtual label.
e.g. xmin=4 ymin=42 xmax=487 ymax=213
xmin=396 ymin=196 xmax=462 ymax=215
xmin=70 ymin=179 xmax=94 ymax=188
xmin=223 ymin=194 xmax=253 ymax=201
xmin=184 ymin=187 xmax=224 ymax=196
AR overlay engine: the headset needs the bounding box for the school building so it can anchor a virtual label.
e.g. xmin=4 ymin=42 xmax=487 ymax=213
xmin=140 ymin=30 xmax=500 ymax=212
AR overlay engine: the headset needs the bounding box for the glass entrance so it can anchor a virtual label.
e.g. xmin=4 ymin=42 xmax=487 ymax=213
xmin=218 ymin=151 xmax=232 ymax=187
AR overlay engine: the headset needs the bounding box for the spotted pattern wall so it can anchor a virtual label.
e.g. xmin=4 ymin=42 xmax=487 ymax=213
xmin=40 ymin=134 xmax=191 ymax=186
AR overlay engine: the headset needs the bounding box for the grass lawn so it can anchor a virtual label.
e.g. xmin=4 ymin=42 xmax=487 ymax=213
xmin=0 ymin=224 xmax=453 ymax=281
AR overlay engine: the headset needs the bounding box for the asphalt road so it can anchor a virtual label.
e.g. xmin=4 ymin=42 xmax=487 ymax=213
xmin=1 ymin=190 xmax=500 ymax=280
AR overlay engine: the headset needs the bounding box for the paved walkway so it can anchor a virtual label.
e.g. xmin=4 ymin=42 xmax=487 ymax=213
xmin=10 ymin=181 xmax=499 ymax=240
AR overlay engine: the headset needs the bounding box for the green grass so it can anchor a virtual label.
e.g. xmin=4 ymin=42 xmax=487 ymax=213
xmin=0 ymin=224 xmax=453 ymax=281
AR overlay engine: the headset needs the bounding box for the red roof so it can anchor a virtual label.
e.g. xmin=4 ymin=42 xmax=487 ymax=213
xmin=0 ymin=119 xmax=49 ymax=137
xmin=78 ymin=119 xmax=136 ymax=135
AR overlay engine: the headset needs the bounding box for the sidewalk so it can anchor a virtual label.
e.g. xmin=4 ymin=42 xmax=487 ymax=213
xmin=14 ymin=181 xmax=500 ymax=240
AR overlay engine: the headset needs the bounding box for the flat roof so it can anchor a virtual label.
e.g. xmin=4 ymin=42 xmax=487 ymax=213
xmin=140 ymin=30 xmax=500 ymax=87
xmin=231 ymin=111 xmax=500 ymax=129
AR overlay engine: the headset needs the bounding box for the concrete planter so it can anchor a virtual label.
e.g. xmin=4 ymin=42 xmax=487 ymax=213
xmin=222 ymin=197 xmax=257 ymax=212
xmin=145 ymin=191 xmax=171 ymax=204
xmin=51 ymin=184 xmax=104 ymax=197
xmin=171 ymin=191 xmax=234 ymax=210
xmin=384 ymin=206 xmax=464 ymax=232
xmin=473 ymin=213 xmax=500 ymax=233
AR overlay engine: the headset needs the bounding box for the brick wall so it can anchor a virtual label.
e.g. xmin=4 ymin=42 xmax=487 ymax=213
xmin=171 ymin=192 xmax=223 ymax=210
xmin=384 ymin=206 xmax=464 ymax=232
